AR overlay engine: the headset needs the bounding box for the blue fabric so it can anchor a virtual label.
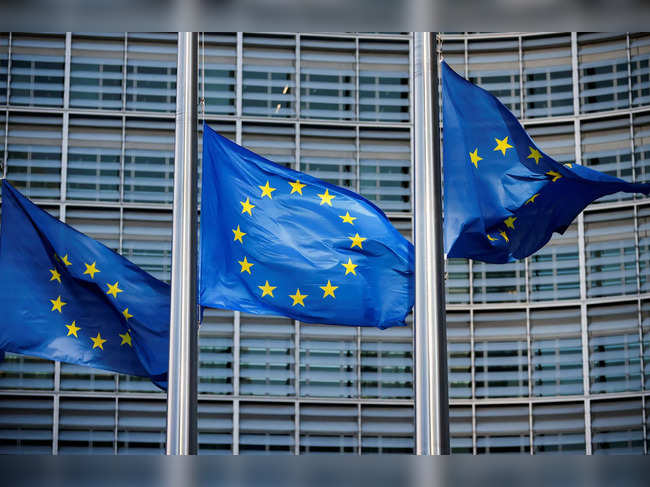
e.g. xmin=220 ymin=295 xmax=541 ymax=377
xmin=200 ymin=122 xmax=414 ymax=329
xmin=0 ymin=181 xmax=170 ymax=388
xmin=442 ymin=61 xmax=650 ymax=263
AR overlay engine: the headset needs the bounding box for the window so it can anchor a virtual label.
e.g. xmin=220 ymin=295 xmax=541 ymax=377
xmin=630 ymin=33 xmax=650 ymax=107
xmin=640 ymin=300 xmax=650 ymax=387
xmin=6 ymin=112 xmax=62 ymax=199
xmin=361 ymin=405 xmax=414 ymax=454
xmin=584 ymin=209 xmax=637 ymax=297
xmin=445 ymin=258 xmax=470 ymax=304
xmin=10 ymin=33 xmax=64 ymax=107
xmin=301 ymin=36 xmax=355 ymax=120
xmin=300 ymin=404 xmax=357 ymax=454
xmin=472 ymin=260 xmax=526 ymax=303
xmin=361 ymin=321 xmax=413 ymax=399
xmin=199 ymin=308 xmax=234 ymax=395
xmin=446 ymin=312 xmax=471 ymax=399
xmin=0 ymin=33 xmax=8 ymax=104
xmin=239 ymin=314 xmax=295 ymax=396
xmin=579 ymin=33 xmax=629 ymax=113
xmin=116 ymin=399 xmax=166 ymax=454
xmin=533 ymin=402 xmax=585 ymax=454
xmin=634 ymin=112 xmax=650 ymax=184
xmin=67 ymin=116 xmax=122 ymax=201
xmin=239 ymin=402 xmax=294 ymax=454
xmin=588 ymin=303 xmax=641 ymax=394
xmin=58 ymin=398 xmax=115 ymax=454
xmin=0 ymin=352 xmax=54 ymax=391
xmin=449 ymin=406 xmax=473 ymax=454
xmin=243 ymin=34 xmax=295 ymax=118
xmin=530 ymin=307 xmax=583 ymax=396
xmin=359 ymin=39 xmax=410 ymax=122
xmin=123 ymin=117 xmax=175 ymax=203
xmin=301 ymin=323 xmax=357 ymax=398
xmin=591 ymin=398 xmax=644 ymax=454
xmin=0 ymin=395 xmax=53 ymax=454
xmin=126 ymin=33 xmax=176 ymax=112
xmin=70 ymin=33 xmax=124 ymax=110
xmin=201 ymin=33 xmax=236 ymax=115
xmin=476 ymin=405 xmax=530 ymax=454
xmin=198 ymin=401 xmax=233 ymax=454
xmin=523 ymin=34 xmax=573 ymax=118
xmin=474 ymin=310 xmax=528 ymax=398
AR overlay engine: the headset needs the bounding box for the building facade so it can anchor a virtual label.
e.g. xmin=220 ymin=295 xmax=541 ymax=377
xmin=0 ymin=32 xmax=648 ymax=454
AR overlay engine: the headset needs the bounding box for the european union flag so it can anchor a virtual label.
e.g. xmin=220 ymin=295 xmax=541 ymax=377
xmin=0 ymin=181 xmax=170 ymax=388
xmin=200 ymin=123 xmax=414 ymax=329
xmin=442 ymin=61 xmax=650 ymax=263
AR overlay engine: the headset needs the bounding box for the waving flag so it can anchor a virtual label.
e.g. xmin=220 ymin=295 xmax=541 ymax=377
xmin=441 ymin=61 xmax=650 ymax=263
xmin=200 ymin=122 xmax=414 ymax=329
xmin=0 ymin=181 xmax=170 ymax=389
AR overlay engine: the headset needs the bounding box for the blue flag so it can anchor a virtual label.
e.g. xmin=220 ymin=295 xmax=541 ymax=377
xmin=442 ymin=61 xmax=650 ymax=263
xmin=200 ymin=123 xmax=414 ymax=329
xmin=0 ymin=181 xmax=170 ymax=388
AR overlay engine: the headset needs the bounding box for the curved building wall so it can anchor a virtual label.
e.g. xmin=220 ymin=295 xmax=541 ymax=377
xmin=442 ymin=32 xmax=650 ymax=454
xmin=0 ymin=32 xmax=648 ymax=455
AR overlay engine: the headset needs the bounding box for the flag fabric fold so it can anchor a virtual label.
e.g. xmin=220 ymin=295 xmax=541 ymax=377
xmin=441 ymin=61 xmax=650 ymax=263
xmin=199 ymin=122 xmax=414 ymax=329
xmin=0 ymin=181 xmax=170 ymax=389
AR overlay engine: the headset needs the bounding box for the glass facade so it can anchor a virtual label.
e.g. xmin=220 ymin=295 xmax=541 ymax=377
xmin=0 ymin=31 xmax=648 ymax=455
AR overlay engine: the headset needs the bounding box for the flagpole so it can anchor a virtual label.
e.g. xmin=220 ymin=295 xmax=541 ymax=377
xmin=166 ymin=31 xmax=199 ymax=455
xmin=413 ymin=31 xmax=450 ymax=455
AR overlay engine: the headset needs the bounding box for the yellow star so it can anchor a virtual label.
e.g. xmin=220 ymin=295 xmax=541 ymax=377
xmin=487 ymin=234 xmax=498 ymax=242
xmin=91 ymin=332 xmax=107 ymax=350
xmin=317 ymin=188 xmax=335 ymax=206
xmin=320 ymin=280 xmax=338 ymax=299
xmin=240 ymin=197 xmax=255 ymax=216
xmin=341 ymin=258 xmax=358 ymax=276
xmin=65 ymin=320 xmax=81 ymax=338
xmin=289 ymin=288 xmax=308 ymax=307
xmin=527 ymin=146 xmax=542 ymax=164
xmin=525 ymin=193 xmax=539 ymax=205
xmin=106 ymin=281 xmax=123 ymax=298
xmin=49 ymin=268 xmax=61 ymax=283
xmin=122 ymin=308 xmax=133 ymax=320
xmin=50 ymin=295 xmax=67 ymax=313
xmin=83 ymin=261 xmax=100 ymax=279
xmin=238 ymin=256 xmax=254 ymax=274
xmin=259 ymin=180 xmax=277 ymax=199
xmin=499 ymin=230 xmax=509 ymax=243
xmin=339 ymin=212 xmax=357 ymax=225
xmin=289 ymin=179 xmax=306 ymax=195
xmin=232 ymin=225 xmax=246 ymax=244
xmin=504 ymin=216 xmax=517 ymax=229
xmin=60 ymin=254 xmax=72 ymax=266
xmin=469 ymin=148 xmax=482 ymax=168
xmin=546 ymin=170 xmax=562 ymax=182
xmin=494 ymin=136 xmax=513 ymax=156
xmin=119 ymin=331 xmax=132 ymax=347
xmin=565 ymin=163 xmax=573 ymax=168
xmin=348 ymin=233 xmax=367 ymax=249
xmin=258 ymin=280 xmax=276 ymax=298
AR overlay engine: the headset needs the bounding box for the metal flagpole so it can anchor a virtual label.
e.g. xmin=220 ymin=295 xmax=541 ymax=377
xmin=413 ymin=31 xmax=450 ymax=455
xmin=166 ymin=31 xmax=199 ymax=455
